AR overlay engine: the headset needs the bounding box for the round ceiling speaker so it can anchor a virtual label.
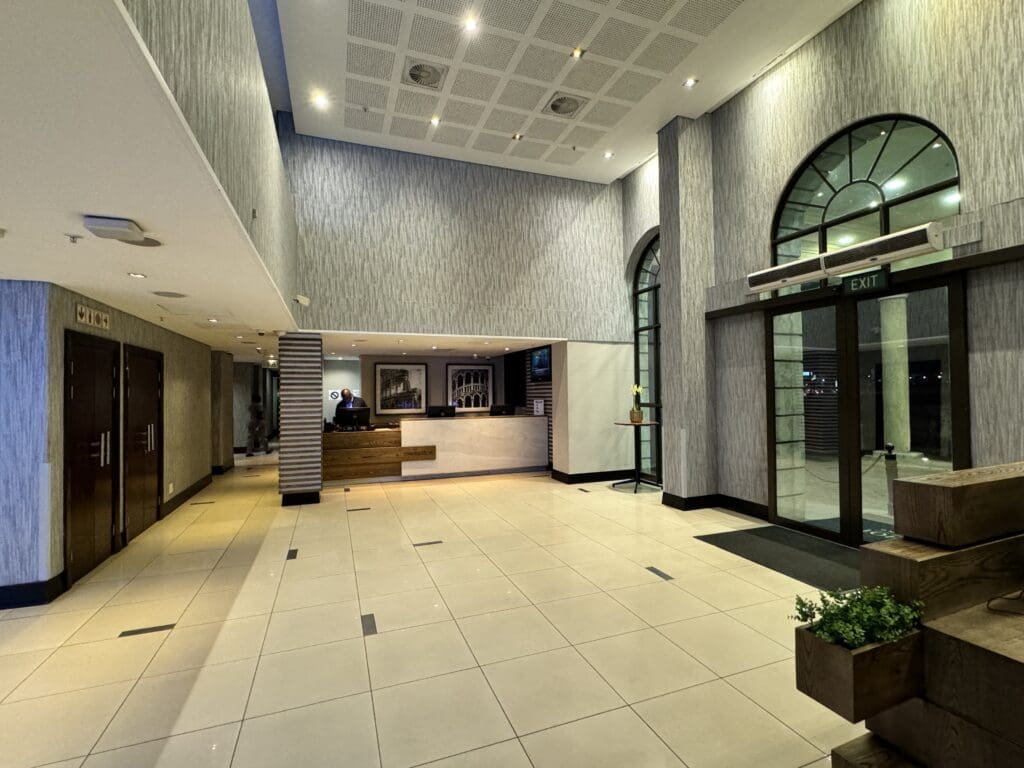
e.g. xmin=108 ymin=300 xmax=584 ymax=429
xmin=408 ymin=63 xmax=443 ymax=88
xmin=548 ymin=96 xmax=581 ymax=116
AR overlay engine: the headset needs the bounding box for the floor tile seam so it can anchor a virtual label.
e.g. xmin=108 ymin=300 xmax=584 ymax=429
xmin=407 ymin=737 xmax=534 ymax=768
xmin=82 ymin=717 xmax=244 ymax=760
xmin=724 ymin=567 xmax=813 ymax=599
xmin=670 ymin=584 xmax=783 ymax=613
xmin=427 ymin=559 xmax=566 ymax=586
xmin=722 ymin=605 xmax=801 ymax=652
xmin=0 ymin=643 xmax=63 ymax=705
xmin=718 ymin=672 xmax=829 ymax=759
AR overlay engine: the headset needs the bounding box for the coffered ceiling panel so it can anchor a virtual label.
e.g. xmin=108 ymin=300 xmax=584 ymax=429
xmin=275 ymin=0 xmax=863 ymax=183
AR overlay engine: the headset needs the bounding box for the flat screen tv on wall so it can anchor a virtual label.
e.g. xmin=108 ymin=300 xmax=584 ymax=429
xmin=530 ymin=346 xmax=551 ymax=382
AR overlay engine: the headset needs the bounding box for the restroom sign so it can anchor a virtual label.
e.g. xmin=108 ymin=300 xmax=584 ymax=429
xmin=76 ymin=304 xmax=111 ymax=330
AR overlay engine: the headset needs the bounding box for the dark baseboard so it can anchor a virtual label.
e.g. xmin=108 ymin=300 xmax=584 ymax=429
xmin=211 ymin=464 xmax=234 ymax=476
xmin=163 ymin=473 xmax=213 ymax=516
xmin=282 ymin=491 xmax=320 ymax=506
xmin=233 ymin=445 xmax=246 ymax=454
xmin=0 ymin=572 xmax=66 ymax=609
xmin=551 ymin=468 xmax=632 ymax=484
xmin=662 ymin=491 xmax=769 ymax=519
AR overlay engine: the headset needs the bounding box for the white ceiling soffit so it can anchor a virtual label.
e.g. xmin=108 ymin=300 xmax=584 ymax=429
xmin=276 ymin=0 xmax=862 ymax=184
xmin=320 ymin=330 xmax=561 ymax=359
xmin=0 ymin=1 xmax=296 ymax=363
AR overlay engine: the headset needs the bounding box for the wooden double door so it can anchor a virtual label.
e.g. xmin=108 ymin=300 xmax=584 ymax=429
xmin=124 ymin=346 xmax=162 ymax=543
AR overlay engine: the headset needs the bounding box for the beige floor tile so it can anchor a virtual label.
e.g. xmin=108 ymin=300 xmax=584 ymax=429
xmin=422 ymin=739 xmax=531 ymax=767
xmin=457 ymin=606 xmax=568 ymax=664
xmin=198 ymin=564 xmax=282 ymax=595
xmin=81 ymin=722 xmax=239 ymax=768
xmin=544 ymin=540 xmax=616 ymax=565
xmin=524 ymin=526 xmax=587 ymax=546
xmin=426 ymin=555 xmax=503 ymax=586
xmin=508 ymin=567 xmax=599 ymax=604
xmin=659 ymin=612 xmax=792 ymax=676
xmin=608 ymin=582 xmax=717 ymax=625
xmin=233 ymin=694 xmax=380 ymax=768
xmin=729 ymin=598 xmax=803 ymax=651
xmin=471 ymin=532 xmax=536 ymax=553
xmin=0 ymin=610 xmax=95 ymax=655
xmin=95 ymin=658 xmax=257 ymax=751
xmin=144 ymin=614 xmax=269 ymax=676
xmin=282 ymin=552 xmax=354 ymax=583
xmin=487 ymin=547 xmax=564 ymax=575
xmin=274 ymin=572 xmax=357 ymax=612
xmin=8 ymin=633 xmax=162 ymax=701
xmin=635 ymin=679 xmax=822 ymax=768
xmin=439 ymin=577 xmax=530 ymax=618
xmin=106 ymin=571 xmax=208 ymax=606
xmin=373 ymin=668 xmax=514 ymax=768
xmin=177 ymin=587 xmax=276 ymax=626
xmin=727 ymin=658 xmax=866 ymax=751
xmin=572 ymin=558 xmax=663 ymax=590
xmin=262 ymin=601 xmax=362 ymax=654
xmin=483 ymin=647 xmax=623 ymax=735
xmin=413 ymin=540 xmax=482 ymax=562
xmin=366 ymin=620 xmax=475 ymax=688
xmin=522 ymin=707 xmax=684 ymax=768
xmin=247 ymin=637 xmax=368 ymax=717
xmin=673 ymin=571 xmax=777 ymax=610
xmin=360 ymin=587 xmax=452 ymax=632
xmin=357 ymin=564 xmax=435 ymax=598
xmin=354 ymin=547 xmax=420 ymax=571
xmin=0 ymin=648 xmax=50 ymax=700
xmin=66 ymin=598 xmax=189 ymax=644
xmin=0 ymin=680 xmax=131 ymax=768
xmin=537 ymin=593 xmax=646 ymax=643
xmin=729 ymin=565 xmax=815 ymax=597
xmin=137 ymin=549 xmax=223 ymax=577
xmin=577 ymin=629 xmax=716 ymax=703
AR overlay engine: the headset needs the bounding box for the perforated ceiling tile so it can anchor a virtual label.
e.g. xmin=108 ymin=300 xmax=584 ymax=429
xmin=605 ymin=69 xmax=661 ymax=101
xmin=564 ymin=124 xmax=606 ymax=148
xmin=390 ymin=116 xmax=430 ymax=140
xmin=348 ymin=0 xmax=403 ymax=46
xmin=345 ymin=78 xmax=390 ymax=110
xmin=417 ymin=0 xmax=471 ymax=16
xmin=580 ymin=100 xmax=630 ymax=127
xmin=409 ymin=14 xmax=461 ymax=59
xmin=347 ymin=43 xmax=396 ymax=82
xmin=484 ymin=108 xmax=529 ymax=133
xmin=442 ymin=98 xmax=486 ymax=126
xmin=514 ymin=45 xmax=570 ymax=83
xmin=450 ymin=68 xmax=501 ymax=101
xmin=511 ymin=140 xmax=549 ymax=159
xmin=533 ymin=1 xmax=599 ymax=47
xmin=634 ymin=32 xmax=696 ymax=72
xmin=547 ymin=146 xmax=583 ymax=165
xmin=474 ymin=132 xmax=513 ymax=153
xmin=395 ymin=88 xmax=440 ymax=117
xmin=587 ymin=17 xmax=651 ymax=61
xmin=344 ymin=106 xmax=385 ymax=132
xmin=496 ymin=80 xmax=547 ymax=111
xmin=616 ymin=0 xmax=677 ymax=22
xmin=481 ymin=0 xmax=543 ymax=34
xmin=669 ymin=0 xmax=744 ymax=36
xmin=526 ymin=117 xmax=568 ymax=142
xmin=560 ymin=58 xmax=617 ymax=94
xmin=432 ymin=125 xmax=472 ymax=147
xmin=463 ymin=33 xmax=520 ymax=72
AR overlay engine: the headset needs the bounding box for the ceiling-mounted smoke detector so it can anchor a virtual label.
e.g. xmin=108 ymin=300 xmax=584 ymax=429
xmin=402 ymin=58 xmax=449 ymax=91
xmin=543 ymin=92 xmax=589 ymax=119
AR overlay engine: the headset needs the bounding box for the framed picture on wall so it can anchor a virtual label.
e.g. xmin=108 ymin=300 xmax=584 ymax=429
xmin=446 ymin=364 xmax=494 ymax=413
xmin=375 ymin=363 xmax=428 ymax=415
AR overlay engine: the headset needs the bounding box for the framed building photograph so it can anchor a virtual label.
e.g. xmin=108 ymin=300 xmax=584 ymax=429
xmin=375 ymin=363 xmax=427 ymax=415
xmin=447 ymin=364 xmax=494 ymax=413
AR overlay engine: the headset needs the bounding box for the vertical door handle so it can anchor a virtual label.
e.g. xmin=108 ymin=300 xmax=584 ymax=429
xmin=99 ymin=431 xmax=106 ymax=467
xmin=106 ymin=430 xmax=112 ymax=467
xmin=148 ymin=424 xmax=153 ymax=452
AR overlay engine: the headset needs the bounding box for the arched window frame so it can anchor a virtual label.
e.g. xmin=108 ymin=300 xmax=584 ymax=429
xmin=633 ymin=235 xmax=661 ymax=485
xmin=772 ymin=115 xmax=961 ymax=267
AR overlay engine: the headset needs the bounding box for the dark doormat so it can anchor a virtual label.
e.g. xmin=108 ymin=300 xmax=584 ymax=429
xmin=696 ymin=525 xmax=859 ymax=592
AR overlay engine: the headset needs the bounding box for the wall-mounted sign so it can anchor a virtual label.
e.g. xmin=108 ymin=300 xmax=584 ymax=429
xmin=328 ymin=390 xmax=341 ymax=400
xmin=842 ymin=270 xmax=888 ymax=296
xmin=76 ymin=304 xmax=110 ymax=330
xmin=533 ymin=399 xmax=545 ymax=416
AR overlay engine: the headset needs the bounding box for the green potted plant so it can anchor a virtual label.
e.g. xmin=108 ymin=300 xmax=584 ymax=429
xmin=630 ymin=385 xmax=644 ymax=424
xmin=793 ymin=586 xmax=924 ymax=722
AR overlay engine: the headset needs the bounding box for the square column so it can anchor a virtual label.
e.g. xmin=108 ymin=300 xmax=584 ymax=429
xmin=278 ymin=333 xmax=323 ymax=505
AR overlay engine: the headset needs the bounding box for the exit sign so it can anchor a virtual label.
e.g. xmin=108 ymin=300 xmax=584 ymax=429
xmin=842 ymin=270 xmax=888 ymax=295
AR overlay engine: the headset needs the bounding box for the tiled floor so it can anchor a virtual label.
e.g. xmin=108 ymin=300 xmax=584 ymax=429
xmin=0 ymin=468 xmax=861 ymax=767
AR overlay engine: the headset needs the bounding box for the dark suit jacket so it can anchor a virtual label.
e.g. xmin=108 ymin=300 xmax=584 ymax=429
xmin=335 ymin=397 xmax=368 ymax=422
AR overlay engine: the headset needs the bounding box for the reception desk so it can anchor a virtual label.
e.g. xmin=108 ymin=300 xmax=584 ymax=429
xmin=322 ymin=415 xmax=547 ymax=482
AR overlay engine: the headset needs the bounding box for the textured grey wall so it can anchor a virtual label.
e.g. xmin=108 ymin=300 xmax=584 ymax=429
xmin=621 ymin=155 xmax=660 ymax=273
xmin=122 ymin=0 xmax=299 ymax=302
xmin=0 ymin=281 xmax=51 ymax=585
xmin=278 ymin=116 xmax=630 ymax=342
xmin=211 ymin=351 xmax=235 ymax=471
xmin=233 ymin=363 xmax=256 ymax=449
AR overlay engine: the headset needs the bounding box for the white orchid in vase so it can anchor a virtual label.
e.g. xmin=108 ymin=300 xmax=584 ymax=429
xmin=630 ymin=384 xmax=644 ymax=423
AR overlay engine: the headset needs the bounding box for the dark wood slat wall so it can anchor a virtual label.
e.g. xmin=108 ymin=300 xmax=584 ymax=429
xmin=278 ymin=333 xmax=323 ymax=496
xmin=525 ymin=353 xmax=552 ymax=464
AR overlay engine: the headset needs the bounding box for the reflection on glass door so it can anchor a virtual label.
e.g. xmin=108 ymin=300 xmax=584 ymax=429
xmin=772 ymin=306 xmax=842 ymax=535
xmin=856 ymin=287 xmax=953 ymax=541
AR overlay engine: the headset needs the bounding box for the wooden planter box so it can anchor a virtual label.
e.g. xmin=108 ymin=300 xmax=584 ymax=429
xmin=795 ymin=625 xmax=923 ymax=722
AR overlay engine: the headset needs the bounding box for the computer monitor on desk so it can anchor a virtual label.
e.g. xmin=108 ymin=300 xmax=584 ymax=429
xmin=335 ymin=406 xmax=371 ymax=431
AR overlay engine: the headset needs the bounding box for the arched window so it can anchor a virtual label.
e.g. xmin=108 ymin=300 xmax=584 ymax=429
xmin=634 ymin=236 xmax=661 ymax=485
xmin=773 ymin=116 xmax=960 ymax=273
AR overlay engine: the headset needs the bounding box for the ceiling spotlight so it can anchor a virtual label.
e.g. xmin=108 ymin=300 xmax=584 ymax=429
xmin=484 ymin=341 xmax=490 ymax=345
xmin=473 ymin=353 xmax=479 ymax=359
xmin=431 ymin=345 xmax=437 ymax=350
xmin=504 ymin=347 xmax=510 ymax=351
xmin=207 ymin=318 xmax=218 ymax=324
xmin=571 ymin=47 xmax=585 ymax=60
xmin=603 ymin=151 xmax=614 ymax=160
xmin=683 ymin=77 xmax=699 ymax=88
xmin=512 ymin=132 xmax=523 ymax=141
xmin=256 ymin=347 xmax=262 ymax=352
xmin=430 ymin=115 xmax=440 ymax=127
xmin=236 ymin=335 xmax=244 ymax=340
xmin=351 ymin=343 xmax=357 ymax=347
xmin=463 ymin=17 xmax=478 ymax=32
xmin=402 ymin=351 xmax=407 ymax=356
xmin=311 ymin=90 xmax=329 ymax=110
xmin=127 ymin=272 xmax=146 ymax=279
xmin=884 ymin=177 xmax=906 ymax=192
xmin=880 ymin=130 xmax=887 ymax=136
xmin=398 ymin=339 xmax=404 ymax=343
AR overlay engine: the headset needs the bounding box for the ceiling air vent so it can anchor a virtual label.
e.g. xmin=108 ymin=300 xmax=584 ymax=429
xmin=402 ymin=58 xmax=449 ymax=90
xmin=543 ymin=92 xmax=589 ymax=119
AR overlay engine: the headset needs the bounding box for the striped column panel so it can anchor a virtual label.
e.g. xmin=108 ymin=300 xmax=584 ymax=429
xmin=278 ymin=333 xmax=323 ymax=503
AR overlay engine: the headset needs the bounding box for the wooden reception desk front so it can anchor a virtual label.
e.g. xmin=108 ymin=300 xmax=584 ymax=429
xmin=322 ymin=428 xmax=435 ymax=481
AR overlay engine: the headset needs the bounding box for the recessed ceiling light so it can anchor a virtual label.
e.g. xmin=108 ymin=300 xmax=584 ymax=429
xmin=431 ymin=345 xmax=437 ymax=350
xmin=463 ymin=17 xmax=478 ymax=32
xmin=127 ymin=272 xmax=146 ymax=279
xmin=351 ymin=343 xmax=357 ymax=347
xmin=207 ymin=318 xmax=218 ymax=324
xmin=683 ymin=77 xmax=699 ymax=88
xmin=603 ymin=151 xmax=614 ymax=160
xmin=884 ymin=177 xmax=906 ymax=191
xmin=880 ymin=130 xmax=887 ymax=136
xmin=837 ymin=234 xmax=856 ymax=246
xmin=430 ymin=115 xmax=440 ymax=127
xmin=311 ymin=89 xmax=329 ymax=110
xmin=402 ymin=351 xmax=407 ymax=356
xmin=236 ymin=335 xmax=244 ymax=340
xmin=398 ymin=339 xmax=404 ymax=343
xmin=256 ymin=347 xmax=262 ymax=352
xmin=504 ymin=347 xmax=510 ymax=352
xmin=571 ymin=47 xmax=585 ymax=60
xmin=512 ymin=132 xmax=523 ymax=141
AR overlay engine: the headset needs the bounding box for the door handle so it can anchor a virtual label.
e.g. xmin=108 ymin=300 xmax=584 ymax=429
xmin=99 ymin=432 xmax=106 ymax=467
xmin=105 ymin=430 xmax=112 ymax=467
xmin=147 ymin=424 xmax=152 ymax=453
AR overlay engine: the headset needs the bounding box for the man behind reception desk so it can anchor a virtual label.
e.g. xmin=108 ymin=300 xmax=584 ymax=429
xmin=334 ymin=388 xmax=368 ymax=423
